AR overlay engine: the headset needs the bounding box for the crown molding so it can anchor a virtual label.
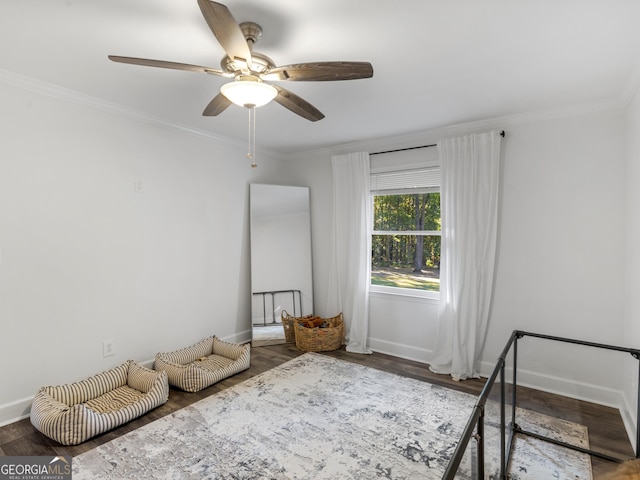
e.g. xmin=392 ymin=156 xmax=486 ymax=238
xmin=282 ymin=94 xmax=630 ymax=161
xmin=0 ymin=68 xmax=279 ymax=158
xmin=2 ymin=68 xmax=636 ymax=162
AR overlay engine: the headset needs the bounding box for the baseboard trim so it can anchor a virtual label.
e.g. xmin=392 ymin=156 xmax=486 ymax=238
xmin=370 ymin=337 xmax=633 ymax=447
xmin=223 ymin=330 xmax=252 ymax=346
xmin=478 ymin=359 xmax=634 ymax=448
xmin=369 ymin=337 xmax=431 ymax=364
xmin=478 ymin=360 xmax=625 ymax=409
xmin=2 ymin=334 xmax=633 ymax=447
xmin=0 ymin=396 xmax=33 ymax=428
xmin=0 ymin=331 xmax=253 ymax=428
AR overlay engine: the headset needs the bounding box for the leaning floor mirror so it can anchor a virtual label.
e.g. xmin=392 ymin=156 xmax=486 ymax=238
xmin=250 ymin=184 xmax=314 ymax=347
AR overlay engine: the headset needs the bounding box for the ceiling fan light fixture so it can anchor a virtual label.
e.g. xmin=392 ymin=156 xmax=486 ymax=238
xmin=220 ymin=79 xmax=277 ymax=108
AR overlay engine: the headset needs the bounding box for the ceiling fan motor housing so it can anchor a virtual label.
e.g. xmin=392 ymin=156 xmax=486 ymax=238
xmin=221 ymin=52 xmax=275 ymax=76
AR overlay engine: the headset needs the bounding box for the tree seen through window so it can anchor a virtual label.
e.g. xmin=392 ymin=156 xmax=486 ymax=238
xmin=371 ymin=192 xmax=441 ymax=291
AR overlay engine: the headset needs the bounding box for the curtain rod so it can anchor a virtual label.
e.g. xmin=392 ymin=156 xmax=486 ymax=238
xmin=370 ymin=130 xmax=505 ymax=156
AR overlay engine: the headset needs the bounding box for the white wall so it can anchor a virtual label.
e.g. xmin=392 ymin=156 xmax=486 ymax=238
xmin=0 ymin=80 xmax=282 ymax=425
xmin=1 ymin=72 xmax=636 ymax=436
xmin=486 ymin=109 xmax=628 ymax=405
xmin=288 ymin=106 xmax=630 ymax=413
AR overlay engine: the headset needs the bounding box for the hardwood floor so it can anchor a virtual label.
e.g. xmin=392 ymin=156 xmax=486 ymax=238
xmin=0 ymin=343 xmax=634 ymax=478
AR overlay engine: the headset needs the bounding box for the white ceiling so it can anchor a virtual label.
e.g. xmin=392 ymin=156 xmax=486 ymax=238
xmin=2 ymin=0 xmax=640 ymax=155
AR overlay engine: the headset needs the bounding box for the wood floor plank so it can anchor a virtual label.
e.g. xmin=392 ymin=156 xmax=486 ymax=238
xmin=0 ymin=344 xmax=633 ymax=478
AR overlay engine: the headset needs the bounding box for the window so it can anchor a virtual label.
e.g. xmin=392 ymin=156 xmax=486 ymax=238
xmin=370 ymin=167 xmax=441 ymax=296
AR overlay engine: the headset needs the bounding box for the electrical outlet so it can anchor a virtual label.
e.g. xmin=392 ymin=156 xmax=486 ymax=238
xmin=103 ymin=339 xmax=115 ymax=357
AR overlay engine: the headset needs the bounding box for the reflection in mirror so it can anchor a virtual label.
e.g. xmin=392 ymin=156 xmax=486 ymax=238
xmin=250 ymin=184 xmax=313 ymax=347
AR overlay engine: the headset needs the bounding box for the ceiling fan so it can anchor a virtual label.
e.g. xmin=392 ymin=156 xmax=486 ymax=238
xmin=108 ymin=0 xmax=374 ymax=122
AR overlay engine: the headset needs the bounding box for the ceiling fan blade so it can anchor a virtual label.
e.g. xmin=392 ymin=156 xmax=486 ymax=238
xmin=202 ymin=93 xmax=232 ymax=116
xmin=197 ymin=0 xmax=252 ymax=66
xmin=108 ymin=55 xmax=229 ymax=76
xmin=262 ymin=62 xmax=374 ymax=82
xmin=273 ymin=85 xmax=324 ymax=122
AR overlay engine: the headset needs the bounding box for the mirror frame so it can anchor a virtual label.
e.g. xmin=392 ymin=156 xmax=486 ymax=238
xmin=249 ymin=184 xmax=313 ymax=346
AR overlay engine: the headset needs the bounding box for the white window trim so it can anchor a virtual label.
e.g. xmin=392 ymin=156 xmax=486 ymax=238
xmin=370 ymin=283 xmax=440 ymax=301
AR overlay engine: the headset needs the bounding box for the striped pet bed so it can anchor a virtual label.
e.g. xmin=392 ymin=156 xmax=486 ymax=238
xmin=154 ymin=336 xmax=250 ymax=392
xmin=30 ymin=360 xmax=169 ymax=446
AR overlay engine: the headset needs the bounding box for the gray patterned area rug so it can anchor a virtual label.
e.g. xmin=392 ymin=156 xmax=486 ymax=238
xmin=72 ymin=353 xmax=591 ymax=479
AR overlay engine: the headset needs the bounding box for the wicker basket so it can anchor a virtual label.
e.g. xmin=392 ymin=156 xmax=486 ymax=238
xmin=294 ymin=313 xmax=344 ymax=352
xmin=281 ymin=310 xmax=314 ymax=343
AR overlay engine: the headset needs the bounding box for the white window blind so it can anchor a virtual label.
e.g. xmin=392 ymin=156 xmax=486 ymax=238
xmin=370 ymin=167 xmax=440 ymax=194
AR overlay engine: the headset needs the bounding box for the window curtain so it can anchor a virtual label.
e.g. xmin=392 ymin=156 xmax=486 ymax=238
xmin=326 ymin=152 xmax=373 ymax=354
xmin=429 ymin=131 xmax=501 ymax=380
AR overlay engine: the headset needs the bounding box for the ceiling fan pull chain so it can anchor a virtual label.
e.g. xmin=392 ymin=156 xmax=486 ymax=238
xmin=247 ymin=105 xmax=257 ymax=168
